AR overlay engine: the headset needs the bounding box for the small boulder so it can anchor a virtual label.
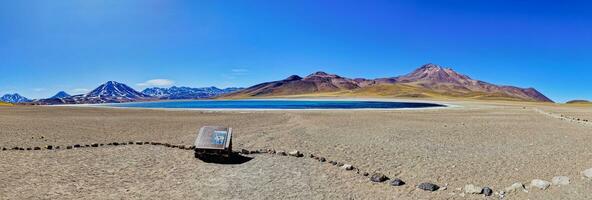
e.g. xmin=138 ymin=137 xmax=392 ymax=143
xmin=370 ymin=173 xmax=388 ymax=182
xmin=363 ymin=172 xmax=369 ymax=176
xmin=33 ymin=147 xmax=41 ymax=150
xmin=185 ymin=145 xmax=195 ymax=150
xmin=464 ymin=184 xmax=483 ymax=194
xmin=336 ymin=162 xmax=344 ymax=167
xmin=330 ymin=161 xmax=337 ymax=165
xmin=390 ymin=178 xmax=405 ymax=186
xmin=482 ymin=187 xmax=493 ymax=196
xmin=582 ymin=168 xmax=592 ymax=179
xmin=128 ymin=141 xmax=134 ymax=144
xmin=91 ymin=143 xmax=99 ymax=147
xmin=73 ymin=144 xmax=81 ymax=148
xmin=530 ymin=179 xmax=551 ymax=190
xmin=288 ymin=150 xmax=303 ymax=157
xmin=135 ymin=141 xmax=143 ymax=145
xmin=66 ymin=146 xmax=72 ymax=149
xmin=341 ymin=164 xmax=353 ymax=170
xmin=504 ymin=182 xmax=525 ymax=193
xmin=241 ymin=149 xmax=250 ymax=154
xmin=45 ymin=145 xmax=53 ymax=150
xmin=551 ymin=176 xmax=570 ymax=186
xmin=318 ymin=157 xmax=326 ymax=162
xmin=418 ymin=183 xmax=440 ymax=191
xmin=26 ymin=147 xmax=32 ymax=150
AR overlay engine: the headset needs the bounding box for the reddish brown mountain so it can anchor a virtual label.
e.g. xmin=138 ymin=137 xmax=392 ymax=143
xmin=224 ymin=64 xmax=553 ymax=102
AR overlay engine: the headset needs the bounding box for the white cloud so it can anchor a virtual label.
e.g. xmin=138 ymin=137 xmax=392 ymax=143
xmin=137 ymin=79 xmax=175 ymax=88
xmin=231 ymin=69 xmax=248 ymax=73
xmin=72 ymin=88 xmax=90 ymax=94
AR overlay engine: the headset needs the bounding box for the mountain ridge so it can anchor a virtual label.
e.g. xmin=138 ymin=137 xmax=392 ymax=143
xmin=1 ymin=93 xmax=32 ymax=103
xmin=223 ymin=63 xmax=553 ymax=102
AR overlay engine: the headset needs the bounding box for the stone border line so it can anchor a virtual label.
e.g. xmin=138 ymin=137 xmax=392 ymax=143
xmin=2 ymin=142 xmax=592 ymax=198
xmin=533 ymin=108 xmax=591 ymax=127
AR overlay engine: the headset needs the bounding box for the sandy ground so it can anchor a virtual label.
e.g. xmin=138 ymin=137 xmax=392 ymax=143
xmin=1 ymin=100 xmax=592 ymax=199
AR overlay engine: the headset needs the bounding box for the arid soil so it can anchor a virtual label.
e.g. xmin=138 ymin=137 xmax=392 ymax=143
xmin=1 ymin=100 xmax=591 ymax=199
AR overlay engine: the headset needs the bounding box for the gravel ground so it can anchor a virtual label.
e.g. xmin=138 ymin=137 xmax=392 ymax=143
xmin=1 ymin=101 xmax=591 ymax=199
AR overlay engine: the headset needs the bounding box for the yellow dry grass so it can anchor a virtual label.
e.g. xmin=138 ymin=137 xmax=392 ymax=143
xmin=0 ymin=101 xmax=13 ymax=106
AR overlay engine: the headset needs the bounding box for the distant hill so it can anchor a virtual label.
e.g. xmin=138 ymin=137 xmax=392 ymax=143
xmin=223 ymin=63 xmax=553 ymax=102
xmin=49 ymin=91 xmax=71 ymax=99
xmin=142 ymin=86 xmax=243 ymax=99
xmin=0 ymin=93 xmax=31 ymax=103
xmin=35 ymin=81 xmax=151 ymax=104
xmin=566 ymin=100 xmax=591 ymax=105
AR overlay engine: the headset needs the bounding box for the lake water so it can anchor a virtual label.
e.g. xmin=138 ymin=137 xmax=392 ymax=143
xmin=104 ymin=100 xmax=445 ymax=110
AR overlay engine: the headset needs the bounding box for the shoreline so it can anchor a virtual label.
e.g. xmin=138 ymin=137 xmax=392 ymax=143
xmin=47 ymin=98 xmax=459 ymax=112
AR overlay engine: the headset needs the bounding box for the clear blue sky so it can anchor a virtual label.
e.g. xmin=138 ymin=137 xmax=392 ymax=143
xmin=0 ymin=0 xmax=590 ymax=102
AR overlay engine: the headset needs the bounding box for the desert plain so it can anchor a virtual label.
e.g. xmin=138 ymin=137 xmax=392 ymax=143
xmin=1 ymin=99 xmax=592 ymax=200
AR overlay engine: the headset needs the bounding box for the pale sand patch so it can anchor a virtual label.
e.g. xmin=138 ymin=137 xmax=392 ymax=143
xmin=1 ymin=100 xmax=591 ymax=199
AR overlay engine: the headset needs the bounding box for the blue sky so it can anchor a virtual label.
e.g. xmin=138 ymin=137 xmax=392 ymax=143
xmin=0 ymin=0 xmax=590 ymax=102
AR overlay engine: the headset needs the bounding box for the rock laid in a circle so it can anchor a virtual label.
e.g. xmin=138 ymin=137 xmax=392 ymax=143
xmin=276 ymin=150 xmax=287 ymax=156
xmin=463 ymin=184 xmax=483 ymax=194
xmin=363 ymin=172 xmax=369 ymax=176
xmin=241 ymin=149 xmax=250 ymax=154
xmin=551 ymin=176 xmax=570 ymax=186
xmin=336 ymin=162 xmax=344 ymax=167
xmin=73 ymin=144 xmax=81 ymax=148
xmin=330 ymin=161 xmax=337 ymax=165
xmin=185 ymin=145 xmax=195 ymax=150
xmin=482 ymin=187 xmax=493 ymax=196
xmin=318 ymin=157 xmax=326 ymax=162
xmin=418 ymin=183 xmax=440 ymax=191
xmin=1 ymin=147 xmax=6 ymax=151
xmin=128 ymin=141 xmax=134 ymax=144
xmin=370 ymin=173 xmax=388 ymax=182
xmin=530 ymin=179 xmax=551 ymax=190
xmin=66 ymin=146 xmax=72 ymax=149
xmin=91 ymin=143 xmax=99 ymax=147
xmin=504 ymin=182 xmax=525 ymax=193
xmin=390 ymin=178 xmax=405 ymax=186
xmin=309 ymin=154 xmax=315 ymax=158
xmin=341 ymin=164 xmax=353 ymax=170
xmin=288 ymin=150 xmax=303 ymax=157
xmin=85 ymin=144 xmax=90 ymax=147
xmin=33 ymin=147 xmax=41 ymax=150
xmin=581 ymin=168 xmax=592 ymax=179
xmin=26 ymin=147 xmax=32 ymax=150
xmin=136 ymin=141 xmax=143 ymax=145
xmin=45 ymin=145 xmax=53 ymax=150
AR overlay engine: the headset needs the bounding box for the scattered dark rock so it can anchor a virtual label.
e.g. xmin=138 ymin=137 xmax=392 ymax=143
xmin=418 ymin=183 xmax=440 ymax=191
xmin=370 ymin=173 xmax=388 ymax=182
xmin=483 ymin=187 xmax=493 ymax=196
xmin=390 ymin=178 xmax=405 ymax=186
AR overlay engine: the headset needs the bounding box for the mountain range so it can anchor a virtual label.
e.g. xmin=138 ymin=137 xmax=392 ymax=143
xmin=223 ymin=63 xmax=553 ymax=102
xmin=142 ymin=86 xmax=243 ymax=99
xmin=31 ymin=81 xmax=242 ymax=105
xmin=1 ymin=93 xmax=31 ymax=103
